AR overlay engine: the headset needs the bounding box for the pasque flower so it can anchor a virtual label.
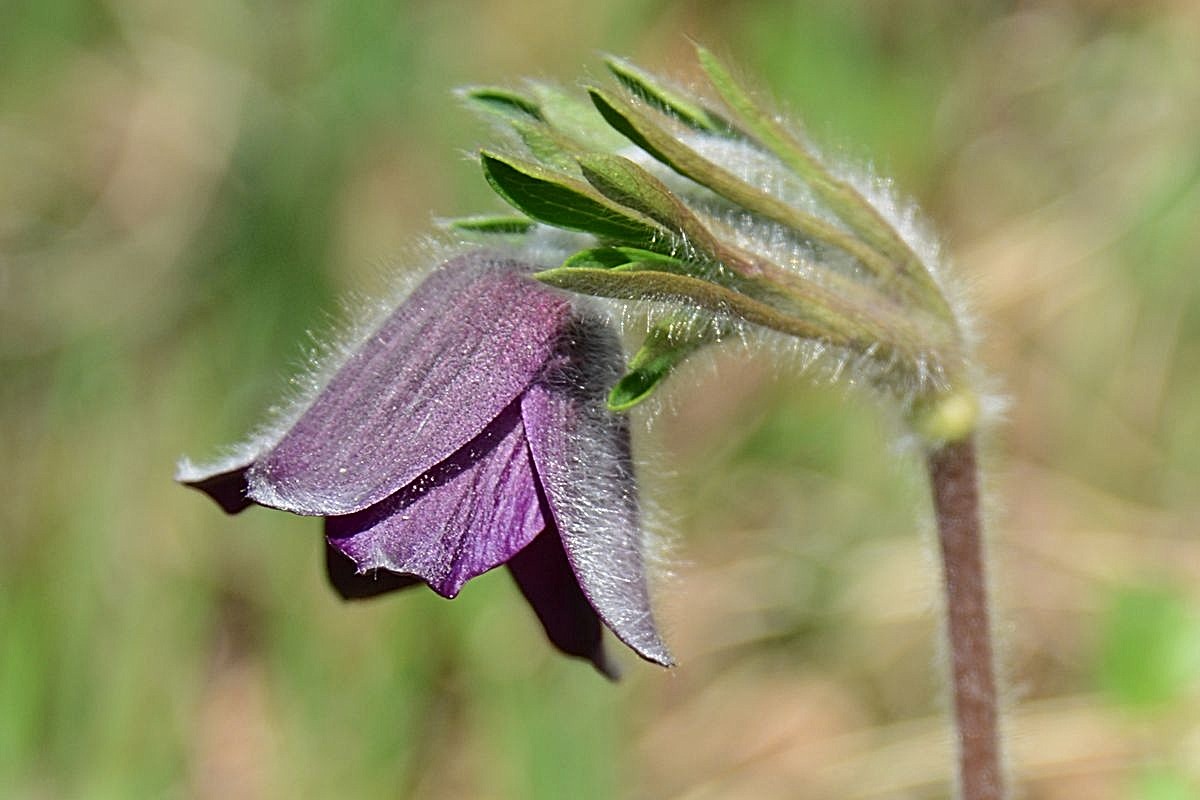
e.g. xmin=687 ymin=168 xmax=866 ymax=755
xmin=183 ymin=44 xmax=1004 ymax=796
xmin=459 ymin=50 xmax=1003 ymax=798
xmin=178 ymin=252 xmax=672 ymax=677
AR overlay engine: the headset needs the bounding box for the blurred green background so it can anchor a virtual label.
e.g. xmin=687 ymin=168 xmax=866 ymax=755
xmin=3 ymin=1 xmax=1200 ymax=798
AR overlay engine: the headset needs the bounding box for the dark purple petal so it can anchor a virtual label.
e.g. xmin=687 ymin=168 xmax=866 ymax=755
xmin=508 ymin=524 xmax=618 ymax=679
xmin=325 ymin=402 xmax=545 ymax=598
xmin=180 ymin=465 xmax=254 ymax=514
xmin=324 ymin=542 xmax=423 ymax=599
xmin=521 ymin=317 xmax=674 ymax=668
xmin=247 ymin=253 xmax=571 ymax=516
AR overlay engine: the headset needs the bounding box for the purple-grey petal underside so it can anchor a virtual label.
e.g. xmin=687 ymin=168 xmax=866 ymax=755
xmin=521 ymin=317 xmax=674 ymax=668
xmin=325 ymin=402 xmax=545 ymax=599
xmin=508 ymin=524 xmax=618 ymax=679
xmin=248 ymin=253 xmax=570 ymax=516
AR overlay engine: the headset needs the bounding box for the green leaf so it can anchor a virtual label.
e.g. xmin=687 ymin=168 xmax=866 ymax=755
xmin=533 ymin=265 xmax=851 ymax=345
xmin=695 ymin=45 xmax=948 ymax=312
xmin=572 ymin=152 xmax=868 ymax=327
xmin=695 ymin=46 xmax=829 ymax=189
xmin=571 ymin=153 xmax=791 ymax=291
xmin=564 ymin=156 xmax=911 ymax=350
xmin=603 ymin=57 xmax=736 ymax=136
xmin=575 ymin=152 xmax=706 ymax=241
xmin=561 ymin=246 xmax=685 ymax=271
xmin=571 ymin=152 xmax=784 ymax=291
xmin=479 ymin=152 xmax=669 ymax=247
xmin=464 ymin=88 xmax=581 ymax=172
xmin=507 ymin=119 xmax=581 ymax=173
xmin=608 ymin=313 xmax=730 ymax=411
xmin=588 ymin=87 xmax=891 ymax=280
xmin=586 ymin=88 xmax=679 ymax=172
xmin=530 ymin=83 xmax=630 ymax=153
xmin=461 ymin=86 xmax=544 ymax=121
xmin=445 ymin=215 xmax=537 ymax=235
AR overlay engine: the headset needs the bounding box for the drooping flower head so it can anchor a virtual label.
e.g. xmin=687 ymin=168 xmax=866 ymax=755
xmin=178 ymin=252 xmax=672 ymax=677
xmin=181 ymin=45 xmax=1003 ymax=796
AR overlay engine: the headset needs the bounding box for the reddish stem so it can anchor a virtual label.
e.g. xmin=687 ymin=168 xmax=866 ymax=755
xmin=927 ymin=438 xmax=1003 ymax=800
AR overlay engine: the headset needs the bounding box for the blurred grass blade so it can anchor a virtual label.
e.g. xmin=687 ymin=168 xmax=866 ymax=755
xmin=480 ymin=151 xmax=669 ymax=247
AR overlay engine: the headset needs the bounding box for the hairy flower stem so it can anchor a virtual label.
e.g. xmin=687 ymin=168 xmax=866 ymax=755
xmin=927 ymin=437 xmax=1002 ymax=800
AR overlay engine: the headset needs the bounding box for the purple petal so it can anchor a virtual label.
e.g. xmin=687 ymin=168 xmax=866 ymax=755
xmin=508 ymin=525 xmax=617 ymax=679
xmin=325 ymin=542 xmax=422 ymax=599
xmin=521 ymin=317 xmax=674 ymax=668
xmin=325 ymin=401 xmax=545 ymax=598
xmin=247 ymin=253 xmax=571 ymax=516
xmin=179 ymin=465 xmax=254 ymax=514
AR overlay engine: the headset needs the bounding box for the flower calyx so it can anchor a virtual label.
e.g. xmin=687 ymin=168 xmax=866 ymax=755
xmin=462 ymin=45 xmax=978 ymax=444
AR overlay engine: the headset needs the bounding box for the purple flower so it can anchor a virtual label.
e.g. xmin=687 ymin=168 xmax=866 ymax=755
xmin=178 ymin=252 xmax=672 ymax=677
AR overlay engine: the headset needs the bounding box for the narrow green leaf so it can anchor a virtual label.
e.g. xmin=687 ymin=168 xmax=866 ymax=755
xmin=479 ymin=152 xmax=669 ymax=247
xmin=463 ymin=88 xmax=582 ymax=172
xmin=604 ymin=57 xmax=735 ymax=136
xmin=588 ymin=87 xmax=893 ymax=280
xmin=462 ymin=86 xmax=545 ymax=121
xmin=530 ymin=83 xmax=631 ymax=153
xmin=572 ymin=151 xmax=858 ymax=323
xmin=572 ymin=151 xmax=779 ymax=290
xmin=609 ymin=369 xmax=667 ymax=412
xmin=586 ymin=88 xmax=677 ymax=170
xmin=446 ymin=215 xmax=537 ymax=235
xmin=575 ymin=152 xmax=703 ymax=239
xmin=696 ymin=45 xmax=948 ymax=313
xmin=533 ymin=266 xmax=850 ymax=345
xmin=561 ymin=246 xmax=685 ymax=271
xmin=608 ymin=313 xmax=730 ymax=411
xmin=549 ymin=249 xmax=948 ymax=372
xmin=507 ymin=119 xmax=581 ymax=172
xmin=694 ymin=47 xmax=828 ymax=187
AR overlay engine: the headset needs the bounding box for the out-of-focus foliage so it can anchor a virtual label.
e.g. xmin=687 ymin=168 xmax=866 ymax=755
xmin=3 ymin=2 xmax=1199 ymax=798
xmin=1098 ymin=585 xmax=1200 ymax=711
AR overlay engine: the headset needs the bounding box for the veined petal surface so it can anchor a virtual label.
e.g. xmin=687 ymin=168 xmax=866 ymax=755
xmin=248 ymin=254 xmax=571 ymax=515
xmin=325 ymin=402 xmax=545 ymax=598
xmin=521 ymin=318 xmax=674 ymax=667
